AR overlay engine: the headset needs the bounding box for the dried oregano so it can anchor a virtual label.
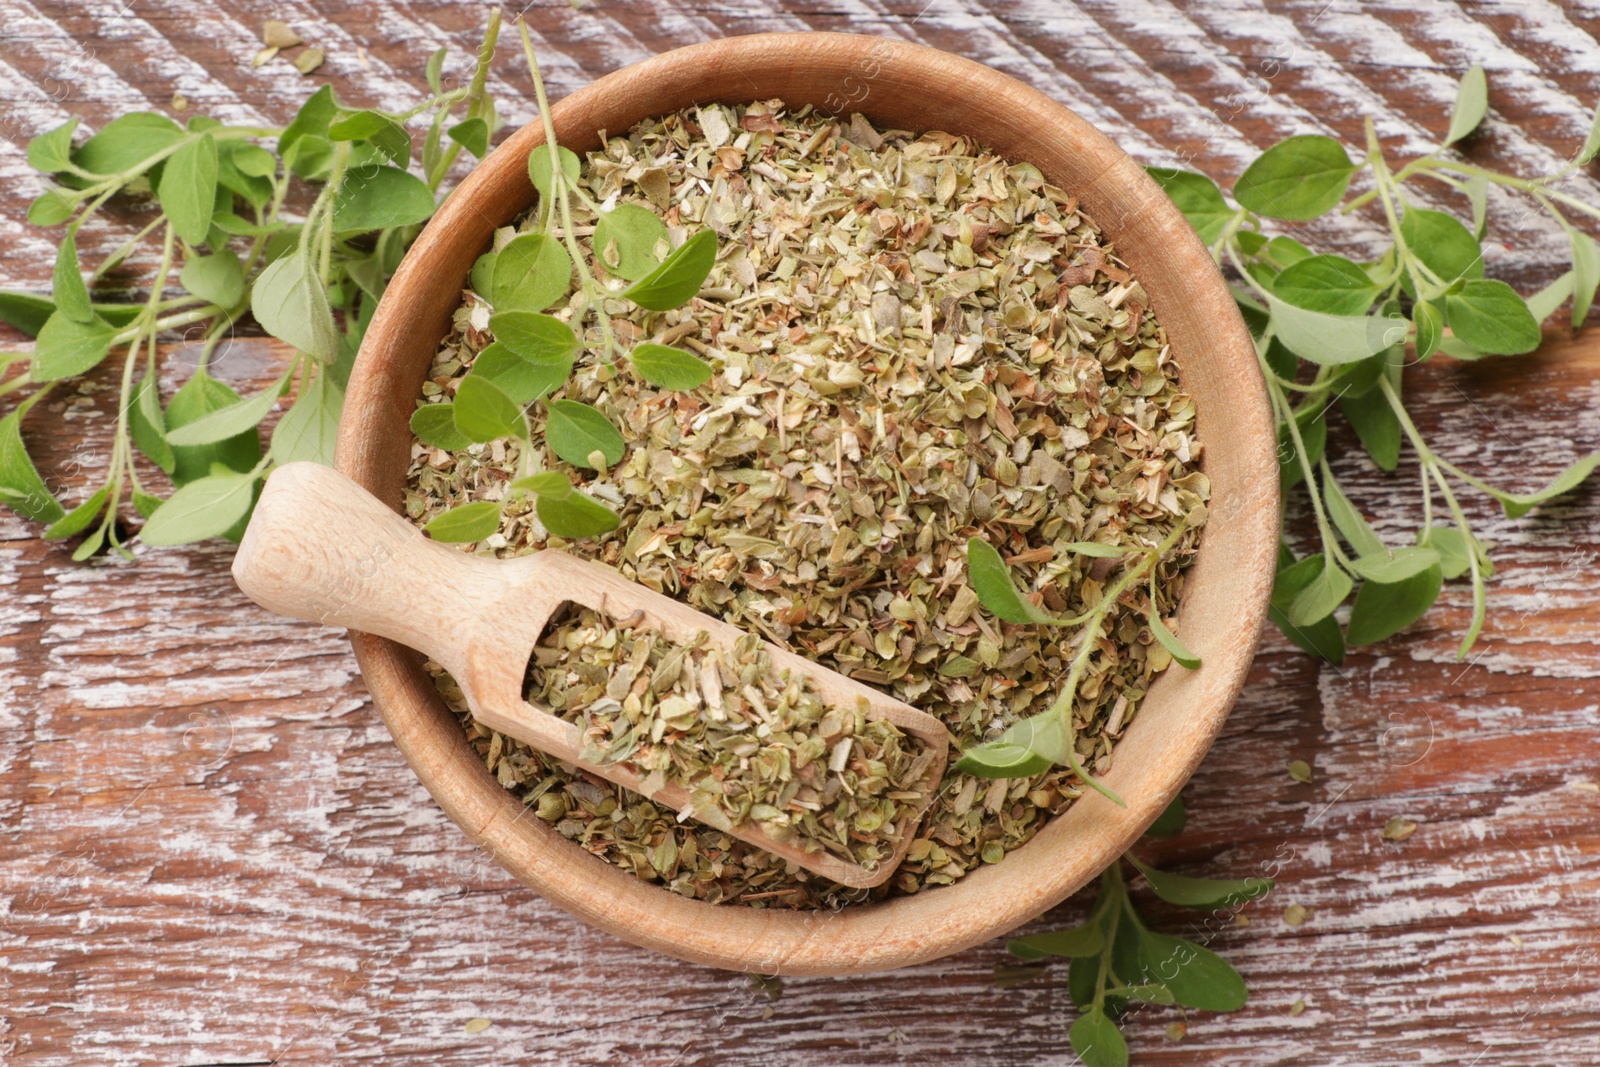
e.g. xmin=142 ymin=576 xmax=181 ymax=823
xmin=405 ymin=100 xmax=1206 ymax=908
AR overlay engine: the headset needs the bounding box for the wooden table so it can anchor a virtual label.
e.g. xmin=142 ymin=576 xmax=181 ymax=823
xmin=4 ymin=2 xmax=1599 ymax=1063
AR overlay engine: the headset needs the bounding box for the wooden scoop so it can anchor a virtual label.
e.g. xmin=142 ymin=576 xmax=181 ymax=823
xmin=231 ymin=462 xmax=950 ymax=888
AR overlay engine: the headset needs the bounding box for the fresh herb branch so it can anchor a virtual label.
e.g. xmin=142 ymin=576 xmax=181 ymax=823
xmin=1004 ymin=796 xmax=1272 ymax=1067
xmin=1 ymin=13 xmax=507 ymax=552
xmin=1155 ymin=65 xmax=1600 ymax=664
xmin=410 ymin=17 xmax=720 ymax=544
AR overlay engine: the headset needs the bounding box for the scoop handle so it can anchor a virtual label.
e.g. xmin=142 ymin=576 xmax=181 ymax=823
xmin=231 ymin=462 xmax=492 ymax=659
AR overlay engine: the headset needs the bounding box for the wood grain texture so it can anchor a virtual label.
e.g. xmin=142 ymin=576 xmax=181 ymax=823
xmin=3 ymin=2 xmax=1600 ymax=1064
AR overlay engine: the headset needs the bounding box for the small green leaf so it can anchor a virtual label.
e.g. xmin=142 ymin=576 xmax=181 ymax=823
xmin=43 ymin=486 xmax=108 ymax=540
xmin=1323 ymin=474 xmax=1386 ymax=556
xmin=328 ymin=110 xmax=411 ymax=162
xmin=621 ymin=228 xmax=717 ymax=311
xmin=1570 ymin=230 xmax=1599 ymax=330
xmin=1061 ymin=541 xmax=1128 ymax=559
xmin=0 ymin=412 xmax=66 ymax=524
xmin=1270 ymin=551 xmax=1346 ymax=663
xmin=166 ymin=373 xmax=285 ymax=446
xmin=1008 ymin=922 xmax=1105 ymax=960
xmin=139 ymin=469 xmax=259 ymax=546
xmin=545 ymin=399 xmax=625 ymax=468
xmin=1526 ymin=271 xmax=1574 ymax=326
xmin=73 ymin=112 xmax=185 ymax=176
xmin=1273 ymin=254 xmax=1380 ymax=316
xmin=1277 ymin=405 xmax=1325 ymax=491
xmin=1413 ymin=300 xmax=1444 ymax=361
xmin=535 ymin=490 xmax=622 ymax=539
xmin=180 ymin=250 xmax=246 ymax=309
xmin=28 ymin=188 xmax=78 ymax=227
xmin=1444 ymin=64 xmax=1488 ymax=146
xmin=1420 ymin=526 xmax=1492 ymax=581
xmin=492 ymin=233 xmax=572 ymax=313
xmin=425 ymin=46 xmax=447 ymax=94
xmin=452 ymin=375 xmax=526 ymax=443
xmin=1348 ymin=545 xmax=1441 ymax=583
xmin=1445 ymin=279 xmax=1541 ymax=355
xmin=1068 ymin=1008 xmax=1128 ymax=1067
xmin=528 ymin=144 xmax=581 ymax=200
xmin=133 ymin=490 xmax=163 ymax=519
xmin=447 ymin=117 xmax=490 ymax=159
xmin=1581 ymin=96 xmax=1600 ymax=165
xmin=470 ymin=251 xmax=497 ymax=295
xmin=630 ymin=342 xmax=714 ymax=390
xmin=1489 ymin=453 xmax=1600 ymax=518
xmin=1400 ymin=207 xmax=1483 ymax=293
xmin=1264 ymin=235 xmax=1313 ymax=268
xmin=965 ymin=537 xmax=1062 ymax=626
xmin=269 ymin=370 xmax=342 ymax=466
xmin=27 ymin=117 xmax=80 ymax=173
xmin=1268 ymin=296 xmax=1406 ymax=366
xmin=1144 ymin=794 xmax=1187 ymax=839
xmin=33 ymin=311 xmax=116 ymax=381
xmin=489 ymin=311 xmax=581 ymax=363
xmin=1135 ymin=931 xmax=1248 ymax=1012
xmin=1287 ymin=556 xmax=1352 ymax=627
xmin=410 ymin=403 xmax=472 ymax=451
xmin=424 ymin=501 xmax=503 ymax=543
xmin=509 ymin=471 xmax=571 ymax=497
xmin=332 ymin=165 xmax=435 ymax=231
xmin=1148 ymin=609 xmax=1200 ymax=669
xmin=1127 ymin=854 xmax=1272 ymax=909
xmin=1234 ymin=135 xmax=1358 ymax=221
xmin=251 ymin=250 xmax=341 ymax=361
xmin=1347 ymin=560 xmax=1443 ymax=646
xmin=52 ymin=231 xmax=93 ymax=324
xmin=953 ymin=711 xmax=1067 ymax=779
xmin=158 ymin=132 xmax=219 ymax=246
xmin=469 ymin=342 xmax=572 ymax=404
xmin=130 ymin=372 xmax=174 ymax=474
xmin=1145 ymin=168 xmax=1233 ymax=245
xmin=593 ymin=203 xmax=670 ymax=281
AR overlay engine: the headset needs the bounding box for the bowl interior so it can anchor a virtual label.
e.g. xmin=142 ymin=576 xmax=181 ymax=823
xmin=337 ymin=32 xmax=1278 ymax=976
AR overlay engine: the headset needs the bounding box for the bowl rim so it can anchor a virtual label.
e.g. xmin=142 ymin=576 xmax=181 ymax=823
xmin=336 ymin=30 xmax=1279 ymax=976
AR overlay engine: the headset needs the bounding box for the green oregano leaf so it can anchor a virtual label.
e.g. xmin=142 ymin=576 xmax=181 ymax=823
xmin=165 ymin=371 xmax=262 ymax=490
xmin=139 ymin=469 xmax=260 ymax=546
xmin=1348 ymin=546 xmax=1441 ymax=584
xmin=27 ymin=117 xmax=80 ymax=173
xmin=0 ymin=411 xmax=66 ymax=524
xmin=1145 ymin=167 xmax=1233 ymax=245
xmin=32 ymin=311 xmax=116 ymax=381
xmin=965 ymin=536 xmax=1063 ymax=625
xmin=1234 ymin=135 xmax=1358 ymax=221
xmin=536 ymin=490 xmax=621 ymax=539
xmin=1148 ymin=609 xmax=1201 ymax=669
xmin=1067 ymin=1007 xmax=1128 ymax=1067
xmin=1421 ymin=526 xmax=1491 ymax=581
xmin=1270 ymin=550 xmax=1346 ymax=663
xmin=180 ymin=249 xmax=246 ymax=309
xmin=621 ymin=228 xmax=717 ymax=311
xmin=424 ymin=501 xmax=503 ymax=543
xmin=331 ymin=165 xmax=435 ymax=231
xmin=28 ymin=189 xmax=78 ymax=227
xmin=489 ymin=310 xmax=581 ymax=363
xmin=328 ymin=110 xmax=412 ymax=163
xmin=43 ymin=486 xmax=109 ymax=540
xmin=452 ymin=375 xmax=526 ymax=443
xmin=130 ymin=372 xmax=175 ymax=474
xmin=425 ymin=46 xmax=448 ymax=94
xmin=447 ymin=117 xmax=490 ymax=159
xmin=1413 ymin=299 xmax=1444 ymax=360
xmin=1323 ymin=474 xmax=1385 ymax=556
xmin=953 ymin=710 xmax=1066 ymax=779
xmin=1444 ymin=279 xmax=1541 ymax=355
xmin=593 ymin=203 xmax=670 ymax=281
xmin=1346 ymin=561 xmax=1443 ymax=646
xmin=251 ymin=249 xmax=341 ymax=361
xmin=165 ymin=372 xmax=286 ymax=446
xmin=629 ymin=342 xmax=714 ymax=390
xmin=1126 ymin=854 xmax=1272 ymax=909
xmin=1570 ymin=230 xmax=1599 ymax=330
xmin=73 ymin=112 xmax=185 ymax=176
xmin=1400 ymin=207 xmax=1483 ymax=292
xmin=410 ymin=403 xmax=472 ymax=451
xmin=1287 ymin=555 xmax=1352 ymax=627
xmin=52 ymin=230 xmax=93 ymax=324
xmin=1134 ymin=931 xmax=1248 ymax=1012
xmin=158 ymin=132 xmax=219 ymax=246
xmin=1009 ymin=922 xmax=1105 ymax=960
xmin=1268 ymin=295 xmax=1405 ymax=366
xmin=1061 ymin=541 xmax=1127 ymax=559
xmin=1488 ymin=453 xmax=1600 ymax=518
xmin=1443 ymin=64 xmax=1488 ymax=146
xmin=492 ymin=233 xmax=571 ymax=312
xmin=545 ymin=399 xmax=625 ymax=469
xmin=1273 ymin=254 xmax=1379 ymax=316
xmin=269 ymin=370 xmax=342 ymax=466
xmin=1525 ymin=271 xmax=1574 ymax=325
xmin=469 ymin=342 xmax=572 ymax=404
xmin=509 ymin=471 xmax=571 ymax=497
xmin=528 ymin=144 xmax=581 ymax=200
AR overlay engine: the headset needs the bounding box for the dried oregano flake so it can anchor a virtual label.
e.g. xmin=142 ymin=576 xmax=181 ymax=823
xmin=406 ymin=100 xmax=1206 ymax=909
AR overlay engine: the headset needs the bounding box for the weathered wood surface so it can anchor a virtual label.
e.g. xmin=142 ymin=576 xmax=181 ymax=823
xmin=3 ymin=2 xmax=1600 ymax=1065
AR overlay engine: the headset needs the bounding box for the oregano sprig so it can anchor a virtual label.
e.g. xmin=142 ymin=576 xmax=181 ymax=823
xmin=418 ymin=17 xmax=719 ymax=544
xmin=1151 ymin=65 xmax=1600 ymax=663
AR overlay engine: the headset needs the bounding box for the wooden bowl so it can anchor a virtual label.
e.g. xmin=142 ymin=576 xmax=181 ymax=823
xmin=337 ymin=32 xmax=1278 ymax=976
